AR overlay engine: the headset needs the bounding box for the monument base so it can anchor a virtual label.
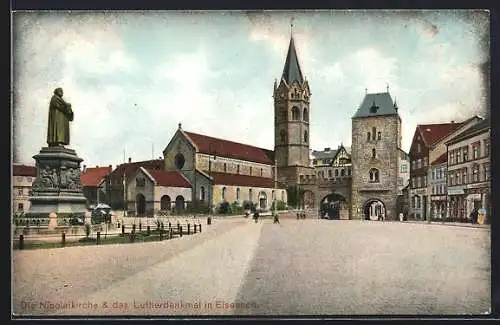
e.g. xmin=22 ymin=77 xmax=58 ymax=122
xmin=27 ymin=145 xmax=87 ymax=219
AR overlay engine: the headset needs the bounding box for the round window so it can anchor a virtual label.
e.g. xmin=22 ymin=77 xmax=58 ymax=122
xmin=175 ymin=153 xmax=185 ymax=169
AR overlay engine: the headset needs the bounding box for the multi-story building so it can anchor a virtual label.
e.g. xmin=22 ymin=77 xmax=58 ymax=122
xmin=311 ymin=145 xmax=352 ymax=181
xmin=351 ymin=90 xmax=402 ymax=220
xmin=80 ymin=165 xmax=113 ymax=207
xmin=446 ymin=117 xmax=490 ymax=222
xmin=408 ymin=115 xmax=483 ymax=220
xmin=12 ymin=164 xmax=36 ymax=214
xmin=428 ymin=153 xmax=447 ymax=219
xmin=397 ymin=149 xmax=410 ymax=195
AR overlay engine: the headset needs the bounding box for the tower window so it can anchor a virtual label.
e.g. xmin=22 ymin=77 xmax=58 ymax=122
xmin=292 ymin=107 xmax=300 ymax=120
xmin=372 ymin=127 xmax=376 ymax=141
xmin=369 ymin=168 xmax=380 ymax=183
xmin=280 ymin=130 xmax=286 ymax=144
xmin=250 ymin=166 xmax=253 ymax=176
xmin=260 ymin=168 xmax=263 ymax=176
xmin=377 ymin=132 xmax=381 ymax=140
xmin=236 ymin=188 xmax=240 ymax=201
xmin=222 ymin=187 xmax=227 ymax=201
xmin=367 ymin=132 xmax=371 ymax=141
xmin=223 ymin=163 xmax=227 ymax=172
xmin=372 ymin=148 xmax=376 ymax=159
xmin=279 ymin=108 xmax=286 ymax=121
xmin=304 ymin=130 xmax=308 ymax=143
xmin=303 ymin=108 xmax=309 ymax=122
xmin=237 ymin=165 xmax=240 ymax=174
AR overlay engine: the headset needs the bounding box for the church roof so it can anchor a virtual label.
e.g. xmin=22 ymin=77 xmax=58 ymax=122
xmin=144 ymin=169 xmax=191 ymax=188
xmin=108 ymin=159 xmax=164 ymax=179
xmin=417 ymin=123 xmax=465 ymax=147
xmin=281 ymin=36 xmax=304 ymax=85
xmin=184 ymin=131 xmax=274 ymax=165
xmin=352 ymin=92 xmax=398 ymax=118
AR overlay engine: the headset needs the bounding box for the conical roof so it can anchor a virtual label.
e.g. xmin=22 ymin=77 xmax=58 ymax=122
xmin=281 ymin=36 xmax=304 ymax=85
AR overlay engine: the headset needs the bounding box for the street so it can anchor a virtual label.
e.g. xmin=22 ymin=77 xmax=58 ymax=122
xmin=13 ymin=218 xmax=490 ymax=316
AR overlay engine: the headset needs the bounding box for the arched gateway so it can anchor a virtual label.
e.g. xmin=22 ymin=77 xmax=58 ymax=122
xmin=320 ymin=193 xmax=347 ymax=219
xmin=363 ymin=199 xmax=386 ymax=221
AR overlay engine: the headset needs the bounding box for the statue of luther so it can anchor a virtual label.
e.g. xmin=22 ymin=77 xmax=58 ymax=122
xmin=47 ymin=87 xmax=74 ymax=147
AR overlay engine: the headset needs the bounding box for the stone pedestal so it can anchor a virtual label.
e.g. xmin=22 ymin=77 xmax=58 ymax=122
xmin=28 ymin=146 xmax=87 ymax=218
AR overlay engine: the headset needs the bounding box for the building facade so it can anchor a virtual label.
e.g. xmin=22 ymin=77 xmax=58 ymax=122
xmin=446 ymin=117 xmax=490 ymax=222
xmin=428 ymin=153 xmax=447 ymax=219
xmin=397 ymin=149 xmax=410 ymax=195
xmin=13 ymin=164 xmax=36 ymax=215
xmin=408 ymin=116 xmax=483 ymax=220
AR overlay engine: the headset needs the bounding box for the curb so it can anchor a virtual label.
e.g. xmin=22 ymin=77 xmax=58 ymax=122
xmin=403 ymin=220 xmax=489 ymax=229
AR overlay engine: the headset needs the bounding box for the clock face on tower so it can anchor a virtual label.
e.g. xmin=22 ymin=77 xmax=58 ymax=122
xmin=175 ymin=153 xmax=185 ymax=169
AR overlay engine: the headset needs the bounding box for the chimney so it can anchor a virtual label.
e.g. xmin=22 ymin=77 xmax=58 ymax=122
xmin=108 ymin=164 xmax=112 ymax=170
xmin=324 ymin=147 xmax=330 ymax=152
xmin=128 ymin=157 xmax=132 ymax=163
xmin=83 ymin=165 xmax=87 ymax=172
xmin=451 ymin=120 xmax=455 ymax=123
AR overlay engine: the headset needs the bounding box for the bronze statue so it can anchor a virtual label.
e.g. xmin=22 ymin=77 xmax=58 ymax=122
xmin=47 ymin=88 xmax=73 ymax=147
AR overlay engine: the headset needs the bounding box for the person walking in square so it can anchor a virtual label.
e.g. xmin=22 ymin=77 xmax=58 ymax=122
xmin=273 ymin=212 xmax=280 ymax=224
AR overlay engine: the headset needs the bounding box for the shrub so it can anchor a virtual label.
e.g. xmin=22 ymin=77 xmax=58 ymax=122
xmin=231 ymin=201 xmax=244 ymax=214
xmin=271 ymin=200 xmax=287 ymax=211
xmin=218 ymin=201 xmax=231 ymax=214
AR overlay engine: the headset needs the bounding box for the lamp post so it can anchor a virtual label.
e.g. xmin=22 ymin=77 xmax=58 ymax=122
xmin=122 ymin=171 xmax=126 ymax=219
xmin=273 ymin=159 xmax=277 ymax=217
xmin=207 ymin=145 xmax=216 ymax=224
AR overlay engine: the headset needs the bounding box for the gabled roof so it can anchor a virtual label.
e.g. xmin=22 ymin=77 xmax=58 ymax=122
xmin=281 ymin=36 xmax=304 ymax=85
xmin=431 ymin=152 xmax=447 ymax=165
xmin=208 ymin=171 xmax=281 ymax=188
xmin=352 ymin=92 xmax=398 ymax=118
xmin=80 ymin=166 xmax=112 ymax=187
xmin=13 ymin=164 xmax=36 ymax=177
xmin=446 ymin=116 xmax=490 ymax=146
xmin=144 ymin=168 xmax=191 ymax=188
xmin=311 ymin=149 xmax=338 ymax=160
xmin=417 ymin=122 xmax=465 ymax=147
xmin=108 ymin=159 xmax=164 ymax=179
xmin=184 ymin=131 xmax=274 ymax=165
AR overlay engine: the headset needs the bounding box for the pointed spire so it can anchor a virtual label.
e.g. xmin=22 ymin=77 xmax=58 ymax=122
xmin=281 ymin=23 xmax=304 ymax=85
xmin=394 ymin=97 xmax=398 ymax=110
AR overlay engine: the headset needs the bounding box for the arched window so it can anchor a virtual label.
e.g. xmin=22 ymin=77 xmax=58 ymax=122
xmin=372 ymin=127 xmax=376 ymax=141
xmin=367 ymin=132 xmax=371 ymax=141
xmin=160 ymin=195 xmax=171 ymax=211
xmin=377 ymin=132 xmax=381 ymax=140
xmin=303 ymin=108 xmax=309 ymax=122
xmin=292 ymin=106 xmax=300 ymax=120
xmin=272 ymin=190 xmax=275 ymax=200
xmin=236 ymin=188 xmax=240 ymax=201
xmin=372 ymin=148 xmax=376 ymax=159
xmin=341 ymin=169 xmax=345 ymax=177
xmin=249 ymin=189 xmax=253 ymax=202
xmin=369 ymin=168 xmax=380 ymax=183
xmin=279 ymin=108 xmax=286 ymax=121
xmin=304 ymin=130 xmax=308 ymax=143
xmin=281 ymin=190 xmax=285 ymax=202
xmin=200 ymin=186 xmax=205 ymax=201
xmin=280 ymin=130 xmax=286 ymax=144
xmin=222 ymin=187 xmax=227 ymax=201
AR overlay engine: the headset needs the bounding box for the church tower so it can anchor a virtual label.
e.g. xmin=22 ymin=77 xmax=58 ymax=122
xmin=273 ymin=31 xmax=312 ymax=186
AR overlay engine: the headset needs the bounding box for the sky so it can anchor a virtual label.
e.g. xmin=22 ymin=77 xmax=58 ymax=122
xmin=12 ymin=10 xmax=490 ymax=168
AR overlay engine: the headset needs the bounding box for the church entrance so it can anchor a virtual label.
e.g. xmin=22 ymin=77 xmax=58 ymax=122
xmin=136 ymin=193 xmax=146 ymax=216
xmin=258 ymin=191 xmax=267 ymax=210
xmin=320 ymin=193 xmax=347 ymax=220
xmin=363 ymin=199 xmax=386 ymax=221
xmin=175 ymin=195 xmax=185 ymax=213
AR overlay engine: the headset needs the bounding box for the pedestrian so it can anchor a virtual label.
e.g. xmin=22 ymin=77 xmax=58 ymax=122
xmin=296 ymin=211 xmax=300 ymax=220
xmin=253 ymin=211 xmax=259 ymax=223
xmin=273 ymin=212 xmax=280 ymax=224
xmin=470 ymin=208 xmax=478 ymax=224
xmin=399 ymin=213 xmax=404 ymax=222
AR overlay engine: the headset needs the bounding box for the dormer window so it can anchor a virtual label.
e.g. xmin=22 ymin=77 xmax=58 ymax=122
xmin=370 ymin=101 xmax=379 ymax=113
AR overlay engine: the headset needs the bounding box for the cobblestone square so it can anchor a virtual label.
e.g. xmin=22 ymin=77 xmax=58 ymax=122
xmin=12 ymin=218 xmax=490 ymax=316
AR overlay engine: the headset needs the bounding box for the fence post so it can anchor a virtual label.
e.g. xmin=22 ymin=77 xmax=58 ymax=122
xmin=122 ymin=224 xmax=125 ymax=235
xmin=180 ymin=225 xmax=183 ymax=237
xmin=19 ymin=234 xmax=24 ymax=250
xmin=159 ymin=227 xmax=163 ymax=241
xmin=194 ymin=224 xmax=197 ymax=233
xmin=62 ymin=232 xmax=66 ymax=247
xmin=169 ymin=228 xmax=173 ymax=239
xmin=187 ymin=223 xmax=190 ymax=235
xmin=199 ymin=223 xmax=202 ymax=233
xmin=97 ymin=231 xmax=101 ymax=245
xmin=147 ymin=225 xmax=150 ymax=236
xmin=139 ymin=222 xmax=142 ymax=232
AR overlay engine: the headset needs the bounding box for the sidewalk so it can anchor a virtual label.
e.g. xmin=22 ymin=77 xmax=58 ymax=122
xmin=402 ymin=220 xmax=490 ymax=229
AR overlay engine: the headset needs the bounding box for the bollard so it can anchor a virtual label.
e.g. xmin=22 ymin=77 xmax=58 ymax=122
xmin=199 ymin=223 xmax=202 ymax=232
xmin=19 ymin=234 xmax=24 ymax=250
xmin=180 ymin=225 xmax=183 ymax=237
xmin=207 ymin=216 xmax=212 ymax=225
xmin=187 ymin=223 xmax=190 ymax=235
xmin=96 ymin=231 xmax=101 ymax=245
xmin=122 ymin=224 xmax=125 ymax=235
xmin=62 ymin=232 xmax=66 ymax=247
xmin=147 ymin=225 xmax=150 ymax=236
xmin=194 ymin=224 xmax=197 ymax=234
